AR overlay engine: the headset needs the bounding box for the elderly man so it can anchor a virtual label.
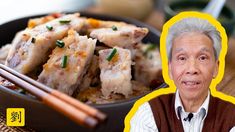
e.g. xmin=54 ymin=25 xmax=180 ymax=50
xmin=130 ymin=17 xmax=235 ymax=132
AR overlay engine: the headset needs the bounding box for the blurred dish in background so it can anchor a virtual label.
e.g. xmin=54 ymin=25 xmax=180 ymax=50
xmin=0 ymin=0 xmax=94 ymax=25
xmin=164 ymin=0 xmax=235 ymax=36
xmin=96 ymin=0 xmax=154 ymax=20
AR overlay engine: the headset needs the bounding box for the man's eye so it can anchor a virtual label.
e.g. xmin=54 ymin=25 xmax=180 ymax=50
xmin=178 ymin=56 xmax=186 ymax=61
xmin=199 ymin=55 xmax=208 ymax=61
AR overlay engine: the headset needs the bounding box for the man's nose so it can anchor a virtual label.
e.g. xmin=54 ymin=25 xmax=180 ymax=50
xmin=186 ymin=59 xmax=199 ymax=75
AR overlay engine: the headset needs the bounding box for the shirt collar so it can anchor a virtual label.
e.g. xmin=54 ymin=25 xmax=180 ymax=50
xmin=174 ymin=90 xmax=210 ymax=120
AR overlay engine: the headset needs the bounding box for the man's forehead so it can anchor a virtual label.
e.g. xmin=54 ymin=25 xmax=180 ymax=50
xmin=173 ymin=46 xmax=212 ymax=53
xmin=172 ymin=32 xmax=214 ymax=53
xmin=173 ymin=32 xmax=213 ymax=43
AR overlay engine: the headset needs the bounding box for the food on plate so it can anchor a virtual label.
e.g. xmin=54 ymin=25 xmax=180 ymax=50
xmin=0 ymin=77 xmax=17 ymax=90
xmin=79 ymin=55 xmax=100 ymax=91
xmin=133 ymin=43 xmax=163 ymax=88
xmin=38 ymin=29 xmax=96 ymax=96
xmin=0 ymin=30 xmax=26 ymax=64
xmin=82 ymin=18 xmax=128 ymax=33
xmin=83 ymin=18 xmax=149 ymax=48
xmin=77 ymin=81 xmax=150 ymax=104
xmin=27 ymin=13 xmax=64 ymax=29
xmin=0 ymin=13 xmax=162 ymax=104
xmin=0 ymin=44 xmax=11 ymax=64
xmin=99 ymin=47 xmax=132 ymax=98
xmin=90 ymin=26 xmax=148 ymax=48
xmin=5 ymin=13 xmax=85 ymax=74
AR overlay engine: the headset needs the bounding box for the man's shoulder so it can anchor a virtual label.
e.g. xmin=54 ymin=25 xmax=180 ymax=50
xmin=209 ymin=95 xmax=235 ymax=126
xmin=149 ymin=93 xmax=175 ymax=107
xmin=211 ymin=95 xmax=235 ymax=112
xmin=212 ymin=95 xmax=235 ymax=108
xmin=149 ymin=93 xmax=175 ymax=102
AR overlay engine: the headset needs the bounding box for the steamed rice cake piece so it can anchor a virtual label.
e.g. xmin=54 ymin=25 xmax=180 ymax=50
xmin=79 ymin=55 xmax=100 ymax=91
xmin=90 ymin=26 xmax=148 ymax=48
xmin=99 ymin=47 xmax=132 ymax=98
xmin=0 ymin=44 xmax=12 ymax=64
xmin=5 ymin=13 xmax=85 ymax=74
xmin=27 ymin=13 xmax=63 ymax=29
xmin=38 ymin=30 xmax=96 ymax=95
xmin=134 ymin=43 xmax=162 ymax=87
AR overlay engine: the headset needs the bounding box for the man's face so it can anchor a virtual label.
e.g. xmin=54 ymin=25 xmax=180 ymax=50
xmin=168 ymin=32 xmax=219 ymax=101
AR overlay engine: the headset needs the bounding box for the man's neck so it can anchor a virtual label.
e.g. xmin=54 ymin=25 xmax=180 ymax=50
xmin=180 ymin=92 xmax=208 ymax=113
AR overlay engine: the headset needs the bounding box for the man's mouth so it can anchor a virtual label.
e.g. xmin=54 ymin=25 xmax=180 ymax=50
xmin=182 ymin=81 xmax=200 ymax=86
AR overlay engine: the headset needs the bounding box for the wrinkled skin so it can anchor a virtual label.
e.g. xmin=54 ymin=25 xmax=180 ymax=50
xmin=168 ymin=32 xmax=219 ymax=112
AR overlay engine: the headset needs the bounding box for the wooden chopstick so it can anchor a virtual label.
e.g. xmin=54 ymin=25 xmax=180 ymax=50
xmin=0 ymin=64 xmax=106 ymax=128
xmin=0 ymin=64 xmax=106 ymax=121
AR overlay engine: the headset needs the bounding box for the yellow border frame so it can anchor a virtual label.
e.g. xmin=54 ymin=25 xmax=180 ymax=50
xmin=124 ymin=11 xmax=235 ymax=132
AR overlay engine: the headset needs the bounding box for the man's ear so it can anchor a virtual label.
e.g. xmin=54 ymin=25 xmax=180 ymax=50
xmin=168 ymin=61 xmax=173 ymax=80
xmin=213 ymin=60 xmax=219 ymax=78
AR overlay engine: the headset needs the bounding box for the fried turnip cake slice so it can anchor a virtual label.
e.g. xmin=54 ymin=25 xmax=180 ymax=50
xmin=134 ymin=43 xmax=162 ymax=87
xmin=5 ymin=13 xmax=85 ymax=74
xmin=83 ymin=18 xmax=128 ymax=31
xmin=90 ymin=26 xmax=148 ymax=48
xmin=27 ymin=13 xmax=63 ymax=29
xmin=79 ymin=55 xmax=100 ymax=91
xmin=0 ymin=30 xmax=24 ymax=64
xmin=38 ymin=30 xmax=96 ymax=95
xmin=99 ymin=47 xmax=132 ymax=98
xmin=81 ymin=18 xmax=148 ymax=48
xmin=0 ymin=44 xmax=12 ymax=64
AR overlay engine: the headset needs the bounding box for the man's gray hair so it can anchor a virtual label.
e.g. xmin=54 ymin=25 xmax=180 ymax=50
xmin=166 ymin=17 xmax=221 ymax=61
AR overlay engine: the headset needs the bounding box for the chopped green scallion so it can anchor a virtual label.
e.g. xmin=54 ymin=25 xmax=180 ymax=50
xmin=111 ymin=25 xmax=118 ymax=31
xmin=59 ymin=20 xmax=71 ymax=24
xmin=56 ymin=40 xmax=65 ymax=48
xmin=106 ymin=48 xmax=117 ymax=61
xmin=46 ymin=25 xmax=53 ymax=31
xmin=61 ymin=55 xmax=68 ymax=68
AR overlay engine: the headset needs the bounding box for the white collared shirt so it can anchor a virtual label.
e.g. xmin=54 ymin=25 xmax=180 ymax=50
xmin=174 ymin=90 xmax=209 ymax=132
xmin=130 ymin=90 xmax=235 ymax=132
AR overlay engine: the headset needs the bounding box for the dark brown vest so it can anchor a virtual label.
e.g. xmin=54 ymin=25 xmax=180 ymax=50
xmin=149 ymin=94 xmax=235 ymax=132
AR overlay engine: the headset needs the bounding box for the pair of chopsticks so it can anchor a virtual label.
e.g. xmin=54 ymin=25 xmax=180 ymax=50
xmin=0 ymin=64 xmax=106 ymax=128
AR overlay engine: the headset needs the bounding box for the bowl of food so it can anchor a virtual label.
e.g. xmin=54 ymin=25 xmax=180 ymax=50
xmin=164 ymin=0 xmax=235 ymax=36
xmin=0 ymin=12 xmax=162 ymax=131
